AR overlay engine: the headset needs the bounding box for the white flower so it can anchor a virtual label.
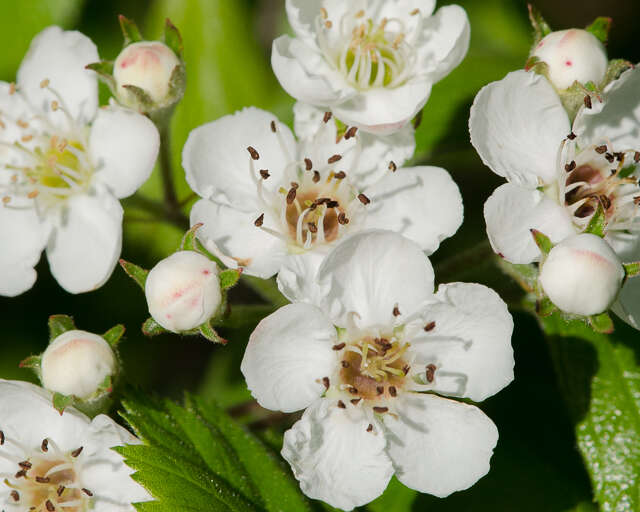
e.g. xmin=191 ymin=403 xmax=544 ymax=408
xmin=0 ymin=26 xmax=159 ymax=296
xmin=145 ymin=250 xmax=222 ymax=332
xmin=0 ymin=379 xmax=151 ymax=511
xmin=41 ymin=329 xmax=117 ymax=399
xmin=530 ymin=29 xmax=608 ymax=90
xmin=240 ymin=230 xmax=514 ymax=510
xmin=469 ymin=68 xmax=640 ymax=326
xmin=272 ymin=0 xmax=470 ymax=134
xmin=183 ymin=104 xmax=463 ymax=282
xmin=539 ymin=233 xmax=625 ymax=316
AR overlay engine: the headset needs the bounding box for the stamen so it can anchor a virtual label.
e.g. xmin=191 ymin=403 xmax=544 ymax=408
xmin=312 ymin=171 xmax=321 ymax=183
xmin=304 ymin=158 xmax=312 ymax=170
xmin=334 ymin=171 xmax=346 ymax=179
xmin=46 ymin=499 xmax=55 ymax=511
xmin=328 ymin=154 xmax=342 ymax=164
xmin=247 ymin=146 xmax=260 ymax=160
xmin=389 ymin=161 xmax=397 ymax=172
xmin=366 ymin=424 xmax=373 ymax=432
xmin=0 ymin=430 xmax=4 ymax=445
xmin=388 ymin=386 xmax=397 ymax=397
xmin=254 ymin=213 xmax=264 ymax=227
xmin=344 ymin=126 xmax=358 ymax=139
xmin=584 ymin=95 xmax=592 ymax=109
xmin=42 ymin=439 xmax=49 ymax=452
xmin=322 ymin=377 xmax=330 ymax=389
xmin=351 ymin=398 xmax=361 ymax=405
xmin=373 ymin=406 xmax=388 ymax=413
xmin=270 ymin=120 xmax=276 ymax=133
xmin=357 ymin=193 xmax=370 ymax=205
xmin=565 ymin=161 xmax=576 ymax=172
xmin=341 ymin=360 xmax=350 ymax=368
xmin=567 ymin=132 xmax=577 ymax=140
xmin=424 ymin=321 xmax=436 ymax=332
xmin=82 ymin=488 xmax=93 ymax=496
xmin=11 ymin=489 xmax=19 ymax=501
xmin=426 ymin=364 xmax=437 ymax=383
xmin=286 ymin=187 xmax=297 ymax=204
xmin=259 ymin=169 xmax=270 ymax=179
xmin=333 ymin=342 xmax=346 ymax=350
xmin=392 ymin=304 xmax=401 ymax=316
xmin=337 ymin=400 xmax=346 ymax=409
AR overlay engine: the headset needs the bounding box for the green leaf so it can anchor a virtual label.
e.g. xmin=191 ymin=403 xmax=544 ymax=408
xmin=103 ymin=324 xmax=126 ymax=347
xmin=199 ymin=321 xmax=228 ymax=344
xmin=142 ymin=317 xmax=168 ymax=337
xmin=120 ymin=259 xmax=149 ymax=291
xmin=53 ymin=392 xmax=73 ymax=415
xmin=585 ymin=16 xmax=612 ymax=44
xmin=118 ymin=392 xmax=309 ymax=512
xmin=542 ymin=313 xmax=640 ymax=511
xmin=530 ymin=229 xmax=553 ymax=254
xmin=589 ymin=312 xmax=614 ymax=334
xmin=18 ymin=355 xmax=41 ymax=370
xmin=624 ymin=261 xmax=640 ymax=278
xmin=119 ymin=14 xmax=144 ymax=45
xmin=180 ymin=223 xmax=202 ymax=251
xmin=164 ymin=18 xmax=184 ymax=59
xmin=220 ymin=269 xmax=242 ymax=290
xmin=48 ymin=314 xmax=75 ymax=340
xmin=584 ymin=201 xmax=606 ymax=237
xmin=528 ymin=4 xmax=552 ymax=43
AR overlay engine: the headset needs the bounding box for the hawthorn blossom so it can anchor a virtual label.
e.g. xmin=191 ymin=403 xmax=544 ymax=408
xmin=0 ymin=379 xmax=150 ymax=511
xmin=183 ymin=103 xmax=462 ymax=280
xmin=272 ymin=0 xmax=470 ymax=134
xmin=469 ymin=68 xmax=640 ymax=326
xmin=241 ymin=230 xmax=514 ymax=510
xmin=0 ymin=26 xmax=159 ymax=296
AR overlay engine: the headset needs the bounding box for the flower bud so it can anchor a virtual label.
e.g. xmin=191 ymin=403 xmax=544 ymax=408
xmin=114 ymin=41 xmax=182 ymax=110
xmin=41 ymin=330 xmax=117 ymax=399
xmin=145 ymin=251 xmax=222 ymax=332
xmin=531 ymin=29 xmax=608 ymax=90
xmin=539 ymin=234 xmax=624 ymax=316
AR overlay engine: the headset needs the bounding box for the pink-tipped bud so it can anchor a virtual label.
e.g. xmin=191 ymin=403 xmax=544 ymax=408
xmin=41 ymin=330 xmax=117 ymax=399
xmin=539 ymin=234 xmax=624 ymax=316
xmin=114 ymin=41 xmax=181 ymax=107
xmin=145 ymin=251 xmax=222 ymax=333
xmin=531 ymin=29 xmax=608 ymax=90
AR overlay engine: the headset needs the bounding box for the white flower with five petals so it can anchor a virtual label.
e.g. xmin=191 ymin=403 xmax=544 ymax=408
xmin=241 ymin=230 xmax=514 ymax=510
xmin=0 ymin=379 xmax=151 ymax=511
xmin=183 ymin=103 xmax=463 ymax=281
xmin=0 ymin=26 xmax=159 ymax=296
xmin=469 ymin=68 xmax=640 ymax=326
xmin=272 ymin=0 xmax=470 ymax=134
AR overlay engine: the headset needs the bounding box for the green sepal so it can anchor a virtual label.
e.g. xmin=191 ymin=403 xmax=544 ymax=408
xmin=103 ymin=324 xmax=125 ymax=347
xmin=589 ymin=312 xmax=615 ymax=334
xmin=584 ymin=201 xmax=606 ymax=237
xmin=530 ymin=229 xmax=553 ymax=254
xmin=48 ymin=314 xmax=76 ymax=341
xmin=118 ymin=14 xmax=143 ymax=46
xmin=585 ymin=16 xmax=612 ymax=44
xmin=119 ymin=259 xmax=149 ymax=291
xmin=220 ymin=268 xmax=242 ymax=290
xmin=53 ymin=392 xmax=74 ymax=415
xmin=528 ymin=4 xmax=552 ymax=44
xmin=602 ymin=59 xmax=634 ymax=88
xmin=164 ymin=18 xmax=184 ymax=59
xmin=195 ymin=239 xmax=223 ymax=266
xmin=121 ymin=84 xmax=154 ymax=109
xmin=199 ymin=320 xmax=228 ymax=345
xmin=19 ymin=355 xmax=41 ymax=369
xmin=180 ymin=223 xmax=202 ymax=251
xmin=85 ymin=61 xmax=116 ymax=91
xmin=535 ymin=297 xmax=557 ymax=317
xmin=97 ymin=374 xmax=113 ymax=394
xmin=167 ymin=63 xmax=186 ymax=102
xmin=142 ymin=317 xmax=168 ymax=337
xmin=624 ymin=262 xmax=640 ymax=278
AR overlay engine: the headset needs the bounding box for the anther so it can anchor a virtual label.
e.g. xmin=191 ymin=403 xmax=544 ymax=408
xmin=357 ymin=193 xmax=370 ymax=205
xmin=328 ymin=154 xmax=342 ymax=164
xmin=595 ymin=145 xmax=607 ymax=154
xmin=0 ymin=430 xmax=4 ymax=445
xmin=270 ymin=120 xmax=276 ymax=133
xmin=334 ymin=171 xmax=346 ymax=179
xmin=36 ymin=476 xmax=51 ymax=483
xmin=259 ymin=169 xmax=270 ymax=179
xmin=410 ymin=8 xmax=420 ymax=15
xmin=393 ymin=304 xmax=401 ymax=316
xmin=389 ymin=161 xmax=397 ymax=172
xmin=348 ymin=387 xmax=358 ymax=395
xmin=605 ymin=153 xmax=615 ymax=163
xmin=254 ymin=213 xmax=264 ymax=227
xmin=426 ymin=363 xmax=437 ymax=383
xmin=345 ymin=126 xmax=358 ymax=139
xmin=584 ymin=95 xmax=592 ymax=109
xmin=402 ymin=364 xmax=410 ymax=375
xmin=337 ymin=400 xmax=346 ymax=409
xmin=18 ymin=461 xmax=32 ymax=469
xmin=247 ymin=146 xmax=260 ymax=160
xmin=323 ymin=111 xmax=332 ymax=123
xmin=2 ymin=196 xmax=11 ymax=204
xmin=286 ymin=187 xmax=297 ymax=204
xmin=57 ymin=485 xmax=65 ymax=496
xmin=338 ymin=212 xmax=349 ymax=225
xmin=40 ymin=79 xmax=50 ymax=88
xmin=373 ymin=406 xmax=389 ymax=413
xmin=290 ymin=182 xmax=299 ymax=189
xmin=15 ymin=469 xmax=27 ymax=478
xmin=424 ymin=321 xmax=436 ymax=331
xmin=388 ymin=386 xmax=397 ymax=397
xmin=71 ymin=446 xmax=83 ymax=457
xmin=11 ymin=490 xmax=19 ymax=501
xmin=9 ymin=82 xmax=16 ymax=94
xmin=376 ymin=386 xmax=384 ymax=395
xmin=326 ymin=200 xmax=339 ymax=208
xmin=320 ymin=7 xmax=328 ymax=19
xmin=351 ymin=398 xmax=361 ymax=405
xmin=17 ymin=119 xmax=29 ymax=128
xmin=325 ymin=20 xmax=332 ymax=28
xmin=600 ymin=195 xmax=612 ymax=210
xmin=46 ymin=500 xmax=55 ymax=511
xmin=635 ymin=152 xmax=640 ymax=163
xmin=567 ymin=132 xmax=576 ymax=140
xmin=308 ymin=222 xmax=318 ymax=233
xmin=21 ymin=135 xmax=33 ymax=143
xmin=82 ymin=488 xmax=94 ymax=497
xmin=322 ymin=377 xmax=330 ymax=389
xmin=634 ymin=196 xmax=640 ymax=206
xmin=332 ymin=342 xmax=346 ymax=350
xmin=565 ymin=161 xmax=576 ymax=172
xmin=51 ymin=100 xmax=59 ymax=111
xmin=341 ymin=360 xmax=350 ymax=368
xmin=304 ymin=158 xmax=313 ymax=170
xmin=312 ymin=171 xmax=321 ymax=183
xmin=366 ymin=423 xmax=373 ymax=432
xmin=41 ymin=439 xmax=49 ymax=452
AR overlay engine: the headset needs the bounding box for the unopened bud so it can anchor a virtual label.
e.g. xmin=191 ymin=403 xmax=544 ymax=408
xmin=531 ymin=29 xmax=608 ymax=90
xmin=539 ymin=234 xmax=624 ymax=316
xmin=41 ymin=330 xmax=117 ymax=399
xmin=145 ymin=251 xmax=222 ymax=332
xmin=114 ymin=41 xmax=182 ymax=109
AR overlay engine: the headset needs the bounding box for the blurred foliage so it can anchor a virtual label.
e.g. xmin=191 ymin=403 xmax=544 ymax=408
xmin=2 ymin=0 xmax=640 ymax=510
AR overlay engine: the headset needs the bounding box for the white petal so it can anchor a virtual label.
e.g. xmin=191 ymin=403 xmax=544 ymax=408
xmin=276 ymin=251 xmax=328 ymax=305
xmin=0 ymin=205 xmax=48 ymax=296
xmin=241 ymin=303 xmax=338 ymax=413
xmin=332 ymin=78 xmax=431 ymax=135
xmin=363 ymin=166 xmax=463 ymax=254
xmin=182 ymin=107 xmax=296 ymax=210
xmin=46 ymin=191 xmax=123 ymax=294
xmin=613 ymin=277 xmax=640 ymax=330
xmin=90 ymin=105 xmax=159 ymax=198
xmin=190 ymin=199 xmax=287 ymax=279
xmin=377 ymin=0 xmax=436 ymax=30
xmin=272 ymin=36 xmax=350 ymax=107
xmin=317 ymin=230 xmax=435 ymax=328
xmin=410 ymin=283 xmax=514 ymax=401
xmin=282 ymin=398 xmax=393 ymax=510
xmin=484 ymin=183 xmax=575 ymax=264
xmin=17 ymin=26 xmax=98 ymax=126
xmin=417 ymin=5 xmax=470 ymax=83
xmin=469 ymin=70 xmax=570 ymax=187
xmin=574 ymin=67 xmax=640 ymax=150
xmin=383 ymin=393 xmax=498 ymax=497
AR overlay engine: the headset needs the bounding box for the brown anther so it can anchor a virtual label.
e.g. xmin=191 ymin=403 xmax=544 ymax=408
xmin=308 ymin=222 xmax=318 ymax=233
xmin=402 ymin=364 xmax=410 ymax=375
xmin=259 ymin=169 xmax=270 ymax=179
xmin=71 ymin=446 xmax=83 ymax=457
xmin=595 ymin=145 xmax=607 ymax=154
xmin=323 ymin=111 xmax=332 ymax=123
xmin=366 ymin=423 xmax=374 ymax=432
xmin=357 ymin=193 xmax=370 ymax=205
xmin=46 ymin=500 xmax=55 ymax=511
xmin=426 ymin=363 xmax=437 ymax=383
xmin=615 ymin=152 xmax=624 ymax=161
xmin=341 ymin=360 xmax=350 ymax=368
xmin=312 ymin=170 xmax=321 ymax=183
xmin=36 ymin=476 xmax=51 ymax=484
xmin=247 ymin=146 xmax=260 ymax=160
xmin=286 ymin=187 xmax=297 ymax=204
xmin=334 ymin=171 xmax=346 ymax=179
xmin=373 ymin=406 xmax=389 ymax=413
xmin=332 ymin=342 xmax=346 ymax=350
xmin=270 ymin=120 xmax=276 ymax=132
xmin=322 ymin=377 xmax=330 ymax=389
xmin=0 ymin=430 xmax=4 ymax=445
xmin=410 ymin=8 xmax=420 ymax=15
xmin=304 ymin=157 xmax=313 ymax=170
xmin=21 ymin=135 xmax=33 ymax=143
xmin=635 ymin=152 xmax=640 ymax=163
xmin=11 ymin=490 xmax=19 ymax=501
xmin=424 ymin=321 xmax=436 ymax=332
xmin=82 ymin=488 xmax=94 ymax=497
xmin=605 ymin=153 xmax=615 ymax=163
xmin=376 ymin=386 xmax=384 ymax=395
xmin=393 ymin=305 xmax=401 ymax=316
xmin=350 ymin=398 xmax=362 ymax=406
xmin=600 ymin=195 xmax=612 ymax=210
xmin=567 ymin=132 xmax=577 ymax=140
xmin=328 ymin=154 xmax=342 ymax=164
xmin=325 ymin=20 xmax=332 ymax=28
xmin=345 ymin=126 xmax=358 ymax=139
xmin=254 ymin=213 xmax=264 ymax=227
xmin=290 ymin=181 xmax=299 ymax=189
xmin=57 ymin=485 xmax=65 ymax=496
xmin=41 ymin=439 xmax=49 ymax=452
xmin=15 ymin=469 xmax=27 ymax=478
xmin=18 ymin=461 xmax=32 ymax=469
xmin=634 ymin=196 xmax=640 ymax=205
xmin=584 ymin=95 xmax=592 ymax=109
xmin=40 ymin=79 xmax=50 ymax=88
xmin=338 ymin=212 xmax=349 ymax=225
xmin=564 ymin=160 xmax=576 ymax=172
xmin=337 ymin=400 xmax=346 ymax=409
xmin=326 ymin=200 xmax=339 ymax=208
xmin=389 ymin=160 xmax=397 ymax=172
xmin=388 ymin=386 xmax=397 ymax=397
xmin=320 ymin=7 xmax=328 ymax=19
xmin=348 ymin=387 xmax=359 ymax=395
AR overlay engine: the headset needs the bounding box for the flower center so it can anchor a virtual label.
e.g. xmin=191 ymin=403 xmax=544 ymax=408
xmin=2 ymin=435 xmax=92 ymax=511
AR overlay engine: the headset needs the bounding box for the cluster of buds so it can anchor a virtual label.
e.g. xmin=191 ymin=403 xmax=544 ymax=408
xmin=20 ymin=315 xmax=122 ymax=416
xmin=120 ymin=224 xmax=242 ymax=343
xmin=87 ymin=15 xmax=186 ymax=119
